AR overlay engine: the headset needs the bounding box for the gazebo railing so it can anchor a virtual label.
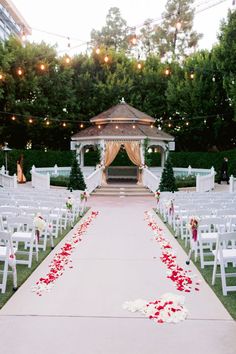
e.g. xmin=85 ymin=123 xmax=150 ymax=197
xmin=0 ymin=166 xmax=17 ymax=188
xmin=142 ymin=167 xmax=160 ymax=193
xmin=196 ymin=168 xmax=215 ymax=192
xmin=86 ymin=167 xmax=103 ymax=193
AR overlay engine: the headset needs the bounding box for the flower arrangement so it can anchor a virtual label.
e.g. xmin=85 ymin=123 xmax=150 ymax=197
xmin=139 ymin=163 xmax=147 ymax=170
xmin=188 ymin=216 xmax=199 ymax=241
xmin=80 ymin=190 xmax=89 ymax=202
xmin=66 ymin=196 xmax=74 ymax=210
xmin=154 ymin=190 xmax=161 ymax=201
xmin=33 ymin=213 xmax=46 ymax=232
xmin=33 ymin=213 xmax=46 ymax=242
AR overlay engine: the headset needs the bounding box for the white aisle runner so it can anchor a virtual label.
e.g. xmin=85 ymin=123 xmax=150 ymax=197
xmin=0 ymin=196 xmax=236 ymax=354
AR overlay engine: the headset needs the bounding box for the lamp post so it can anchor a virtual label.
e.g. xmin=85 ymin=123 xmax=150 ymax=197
xmin=2 ymin=142 xmax=11 ymax=174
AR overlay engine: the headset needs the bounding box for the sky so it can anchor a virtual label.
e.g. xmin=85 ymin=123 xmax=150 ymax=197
xmin=12 ymin=0 xmax=235 ymax=55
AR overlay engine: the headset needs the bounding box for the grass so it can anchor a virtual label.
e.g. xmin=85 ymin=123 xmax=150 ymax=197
xmin=0 ymin=209 xmax=89 ymax=309
xmin=154 ymin=209 xmax=236 ymax=320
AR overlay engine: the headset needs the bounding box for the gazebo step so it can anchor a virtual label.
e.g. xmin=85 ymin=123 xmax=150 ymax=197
xmin=91 ymin=185 xmax=153 ymax=196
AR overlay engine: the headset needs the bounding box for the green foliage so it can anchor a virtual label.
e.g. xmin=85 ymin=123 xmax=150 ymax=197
xmin=215 ymin=10 xmax=236 ymax=116
xmin=175 ymin=175 xmax=196 ymax=188
xmin=0 ymin=149 xmax=72 ymax=180
xmin=84 ymin=149 xmax=100 ymax=166
xmin=110 ymin=149 xmax=134 ymax=166
xmin=90 ymin=7 xmax=128 ymax=51
xmin=68 ymin=153 xmax=86 ymax=190
xmin=153 ymin=0 xmax=202 ymax=60
xmin=50 ymin=176 xmax=69 ymax=187
xmin=159 ymin=156 xmax=178 ymax=192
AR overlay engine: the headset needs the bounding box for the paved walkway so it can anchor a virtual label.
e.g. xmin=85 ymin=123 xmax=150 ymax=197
xmin=0 ymin=196 xmax=236 ymax=354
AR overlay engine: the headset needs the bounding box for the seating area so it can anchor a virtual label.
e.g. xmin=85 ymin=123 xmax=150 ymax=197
xmin=158 ymin=191 xmax=236 ymax=296
xmin=0 ymin=187 xmax=86 ymax=293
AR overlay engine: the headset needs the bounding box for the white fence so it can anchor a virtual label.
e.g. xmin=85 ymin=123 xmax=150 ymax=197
xmin=229 ymin=175 xmax=236 ymax=193
xmin=32 ymin=165 xmax=95 ymax=178
xmin=142 ymin=167 xmax=160 ymax=193
xmin=86 ymin=168 xmax=103 ymax=194
xmin=31 ymin=165 xmax=50 ymax=189
xmin=0 ymin=166 xmax=17 ymax=188
xmin=150 ymin=166 xmax=214 ymax=177
xmin=196 ymin=167 xmax=215 ymax=192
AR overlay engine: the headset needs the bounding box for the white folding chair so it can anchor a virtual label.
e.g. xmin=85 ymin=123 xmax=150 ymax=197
xmin=0 ymin=231 xmax=17 ymax=293
xmin=212 ymin=232 xmax=236 ymax=296
xmin=197 ymin=217 xmax=227 ymax=269
xmin=10 ymin=216 xmax=38 ymax=268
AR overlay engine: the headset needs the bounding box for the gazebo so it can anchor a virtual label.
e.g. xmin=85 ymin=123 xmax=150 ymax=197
xmin=71 ymin=99 xmax=175 ymax=183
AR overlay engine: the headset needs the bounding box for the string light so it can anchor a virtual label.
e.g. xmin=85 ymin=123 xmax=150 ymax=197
xmin=65 ymin=56 xmax=71 ymax=64
xmin=176 ymin=21 xmax=182 ymax=31
xmin=137 ymin=62 xmax=142 ymax=70
xmin=11 ymin=116 xmax=16 ymax=121
xmin=46 ymin=120 xmax=50 ymax=126
xmin=95 ymin=48 xmax=100 ymax=54
xmin=80 ymin=123 xmax=84 ymax=128
xmin=165 ymin=68 xmax=170 ymax=76
xmin=190 ymin=72 xmax=195 ymax=79
xmin=62 ymin=122 xmax=67 ymax=127
xmin=104 ymin=55 xmax=109 ymax=63
xmin=39 ymin=63 xmax=46 ymax=71
xmin=150 ymin=124 xmax=154 ymax=128
xmin=28 ymin=118 xmax=33 ymax=123
xmin=17 ymin=68 xmax=23 ymax=76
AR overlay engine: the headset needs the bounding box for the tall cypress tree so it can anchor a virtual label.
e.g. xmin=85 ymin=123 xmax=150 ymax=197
xmin=68 ymin=153 xmax=86 ymax=191
xmin=159 ymin=156 xmax=178 ymax=192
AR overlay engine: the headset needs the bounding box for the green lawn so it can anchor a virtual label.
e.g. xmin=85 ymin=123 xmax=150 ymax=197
xmin=154 ymin=209 xmax=236 ymax=320
xmin=0 ymin=209 xmax=89 ymax=309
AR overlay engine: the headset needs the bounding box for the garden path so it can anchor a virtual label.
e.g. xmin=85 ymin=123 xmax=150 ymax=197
xmin=0 ymin=196 xmax=235 ymax=354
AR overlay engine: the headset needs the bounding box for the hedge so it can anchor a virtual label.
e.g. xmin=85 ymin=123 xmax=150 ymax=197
xmin=1 ymin=148 xmax=235 ymax=180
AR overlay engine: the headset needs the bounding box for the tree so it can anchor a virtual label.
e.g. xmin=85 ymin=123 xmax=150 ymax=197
xmin=90 ymin=7 xmax=128 ymax=51
xmin=159 ymin=156 xmax=178 ymax=192
xmin=68 ymin=153 xmax=86 ymax=190
xmin=153 ymin=0 xmax=202 ymax=60
xmin=214 ymin=10 xmax=236 ymax=118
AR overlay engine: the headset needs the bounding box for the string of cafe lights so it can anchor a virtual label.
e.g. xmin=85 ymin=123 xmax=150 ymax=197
xmin=0 ymin=0 xmax=234 ymax=127
xmin=0 ymin=0 xmax=233 ymax=76
xmin=0 ymin=107 xmax=233 ymax=132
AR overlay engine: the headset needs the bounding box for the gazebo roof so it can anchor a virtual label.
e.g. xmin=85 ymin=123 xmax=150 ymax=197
xmin=90 ymin=99 xmax=155 ymax=124
xmin=71 ymin=100 xmax=174 ymax=142
xmin=71 ymin=123 xmax=174 ymax=141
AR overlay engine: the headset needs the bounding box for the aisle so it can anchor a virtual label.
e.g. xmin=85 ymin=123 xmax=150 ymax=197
xmin=0 ymin=196 xmax=235 ymax=354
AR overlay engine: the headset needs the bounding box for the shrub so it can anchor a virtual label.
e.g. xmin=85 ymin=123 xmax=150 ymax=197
xmin=175 ymin=175 xmax=196 ymax=188
xmin=50 ymin=176 xmax=69 ymax=187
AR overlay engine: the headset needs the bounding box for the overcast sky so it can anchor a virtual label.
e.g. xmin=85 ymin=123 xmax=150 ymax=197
xmin=13 ymin=0 xmax=235 ymax=55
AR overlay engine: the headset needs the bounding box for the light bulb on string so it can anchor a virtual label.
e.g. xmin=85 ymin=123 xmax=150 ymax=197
xmin=186 ymin=121 xmax=189 ymax=126
xmin=28 ymin=118 xmax=33 ymax=124
xmin=150 ymin=124 xmax=154 ymax=128
xmin=80 ymin=123 xmax=84 ymax=128
xmin=17 ymin=68 xmax=23 ymax=76
xmin=11 ymin=115 xmax=16 ymax=121
xmin=40 ymin=63 xmax=46 ymax=71
xmin=104 ymin=54 xmax=109 ymax=63
xmin=176 ymin=21 xmax=182 ymax=31
xmin=190 ymin=72 xmax=194 ymax=80
xmin=165 ymin=68 xmax=170 ymax=76
xmin=212 ymin=75 xmax=216 ymax=82
xmin=95 ymin=48 xmax=100 ymax=54
xmin=137 ymin=62 xmax=142 ymax=70
xmin=0 ymin=73 xmax=3 ymax=80
xmin=65 ymin=56 xmax=71 ymax=64
xmin=46 ymin=120 xmax=50 ymax=126
xmin=168 ymin=123 xmax=172 ymax=128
